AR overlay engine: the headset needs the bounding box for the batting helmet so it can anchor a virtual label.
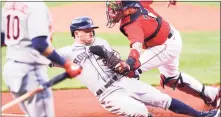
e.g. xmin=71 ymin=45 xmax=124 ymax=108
xmin=70 ymin=16 xmax=99 ymax=37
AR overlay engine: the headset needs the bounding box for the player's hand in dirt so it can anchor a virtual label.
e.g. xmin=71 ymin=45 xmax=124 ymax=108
xmin=166 ymin=0 xmax=176 ymax=8
xmin=64 ymin=60 xmax=82 ymax=78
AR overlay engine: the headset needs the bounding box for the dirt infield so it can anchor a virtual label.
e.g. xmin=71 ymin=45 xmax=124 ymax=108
xmin=1 ymin=2 xmax=220 ymax=117
xmin=2 ymin=87 xmax=212 ymax=117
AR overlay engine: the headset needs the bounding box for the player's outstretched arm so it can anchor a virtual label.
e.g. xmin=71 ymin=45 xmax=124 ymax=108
xmin=31 ymin=36 xmax=81 ymax=78
xmin=26 ymin=3 xmax=81 ymax=78
xmin=89 ymin=45 xmax=137 ymax=76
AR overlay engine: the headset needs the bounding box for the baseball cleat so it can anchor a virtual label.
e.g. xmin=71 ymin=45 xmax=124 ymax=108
xmin=200 ymin=109 xmax=220 ymax=117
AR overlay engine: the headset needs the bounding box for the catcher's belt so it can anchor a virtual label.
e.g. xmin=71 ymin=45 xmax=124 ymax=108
xmin=96 ymin=75 xmax=119 ymax=96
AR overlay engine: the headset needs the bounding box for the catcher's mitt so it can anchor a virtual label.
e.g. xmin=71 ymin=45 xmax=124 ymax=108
xmin=89 ymin=45 xmax=129 ymax=74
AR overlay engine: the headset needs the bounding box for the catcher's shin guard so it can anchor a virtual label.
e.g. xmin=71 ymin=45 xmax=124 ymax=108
xmin=160 ymin=73 xmax=218 ymax=105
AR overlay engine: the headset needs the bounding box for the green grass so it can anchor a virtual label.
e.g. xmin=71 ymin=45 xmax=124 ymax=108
xmin=45 ymin=2 xmax=74 ymax=7
xmin=1 ymin=31 xmax=220 ymax=91
xmin=46 ymin=1 xmax=220 ymax=8
xmin=1 ymin=2 xmax=73 ymax=8
xmin=183 ymin=2 xmax=220 ymax=8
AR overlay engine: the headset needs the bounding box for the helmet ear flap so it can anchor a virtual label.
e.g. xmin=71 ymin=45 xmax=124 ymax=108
xmin=70 ymin=26 xmax=75 ymax=37
xmin=93 ymin=30 xmax=95 ymax=36
xmin=72 ymin=31 xmax=75 ymax=38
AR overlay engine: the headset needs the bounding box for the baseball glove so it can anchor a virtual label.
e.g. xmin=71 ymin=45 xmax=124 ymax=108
xmin=89 ymin=45 xmax=130 ymax=74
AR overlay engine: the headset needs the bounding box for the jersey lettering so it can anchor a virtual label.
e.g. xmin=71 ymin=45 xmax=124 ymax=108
xmin=6 ymin=15 xmax=20 ymax=40
xmin=73 ymin=51 xmax=88 ymax=64
xmin=73 ymin=50 xmax=107 ymax=66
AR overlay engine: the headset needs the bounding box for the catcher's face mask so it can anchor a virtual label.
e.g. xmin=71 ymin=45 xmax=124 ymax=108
xmin=106 ymin=1 xmax=123 ymax=28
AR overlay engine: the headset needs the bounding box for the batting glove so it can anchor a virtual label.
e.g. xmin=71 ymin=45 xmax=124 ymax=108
xmin=64 ymin=60 xmax=82 ymax=78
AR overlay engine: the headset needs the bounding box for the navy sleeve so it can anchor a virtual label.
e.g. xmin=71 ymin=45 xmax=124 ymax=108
xmin=32 ymin=36 xmax=66 ymax=66
xmin=1 ymin=32 xmax=5 ymax=47
xmin=31 ymin=36 xmax=49 ymax=53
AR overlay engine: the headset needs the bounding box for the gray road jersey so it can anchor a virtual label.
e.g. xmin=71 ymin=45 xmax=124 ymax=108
xmin=2 ymin=2 xmax=52 ymax=64
xmin=5 ymin=42 xmax=50 ymax=64
xmin=57 ymin=37 xmax=123 ymax=97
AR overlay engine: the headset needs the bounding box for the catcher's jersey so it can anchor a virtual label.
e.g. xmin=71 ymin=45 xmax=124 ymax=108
xmin=57 ymin=37 xmax=122 ymax=97
xmin=2 ymin=2 xmax=52 ymax=64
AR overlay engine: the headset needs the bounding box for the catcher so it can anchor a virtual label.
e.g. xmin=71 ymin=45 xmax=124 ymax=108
xmin=105 ymin=0 xmax=220 ymax=109
xmin=51 ymin=16 xmax=220 ymax=117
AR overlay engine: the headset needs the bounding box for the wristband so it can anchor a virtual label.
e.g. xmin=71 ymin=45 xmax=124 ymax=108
xmin=47 ymin=50 xmax=65 ymax=66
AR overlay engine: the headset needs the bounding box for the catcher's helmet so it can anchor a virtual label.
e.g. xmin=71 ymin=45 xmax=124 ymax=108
xmin=70 ymin=16 xmax=99 ymax=37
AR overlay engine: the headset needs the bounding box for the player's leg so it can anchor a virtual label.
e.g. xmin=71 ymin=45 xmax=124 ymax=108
xmin=120 ymin=78 xmax=220 ymax=117
xmin=139 ymin=25 xmax=182 ymax=73
xmin=100 ymin=89 xmax=150 ymax=117
xmin=159 ymin=59 xmax=220 ymax=108
xmin=139 ymin=45 xmax=171 ymax=72
xmin=139 ymin=26 xmax=220 ymax=108
xmin=11 ymin=87 xmax=54 ymax=117
xmin=24 ymin=64 xmax=54 ymax=117
xmin=157 ymin=28 xmax=220 ymax=108
xmin=3 ymin=61 xmax=55 ymax=117
xmin=118 ymin=78 xmax=172 ymax=109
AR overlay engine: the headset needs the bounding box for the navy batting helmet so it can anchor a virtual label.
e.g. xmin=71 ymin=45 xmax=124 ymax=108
xmin=70 ymin=16 xmax=99 ymax=37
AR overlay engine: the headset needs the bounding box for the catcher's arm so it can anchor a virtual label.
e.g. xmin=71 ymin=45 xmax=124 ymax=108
xmin=1 ymin=72 xmax=69 ymax=112
xmin=89 ymin=45 xmax=130 ymax=75
xmin=89 ymin=45 xmax=141 ymax=78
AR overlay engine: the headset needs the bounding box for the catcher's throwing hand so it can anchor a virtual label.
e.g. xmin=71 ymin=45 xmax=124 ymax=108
xmin=89 ymin=45 xmax=140 ymax=77
xmin=63 ymin=60 xmax=82 ymax=78
xmin=166 ymin=0 xmax=176 ymax=8
xmin=114 ymin=61 xmax=130 ymax=74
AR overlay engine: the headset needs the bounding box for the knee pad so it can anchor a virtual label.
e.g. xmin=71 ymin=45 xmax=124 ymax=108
xmin=160 ymin=74 xmax=179 ymax=89
xmin=160 ymin=73 xmax=213 ymax=104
